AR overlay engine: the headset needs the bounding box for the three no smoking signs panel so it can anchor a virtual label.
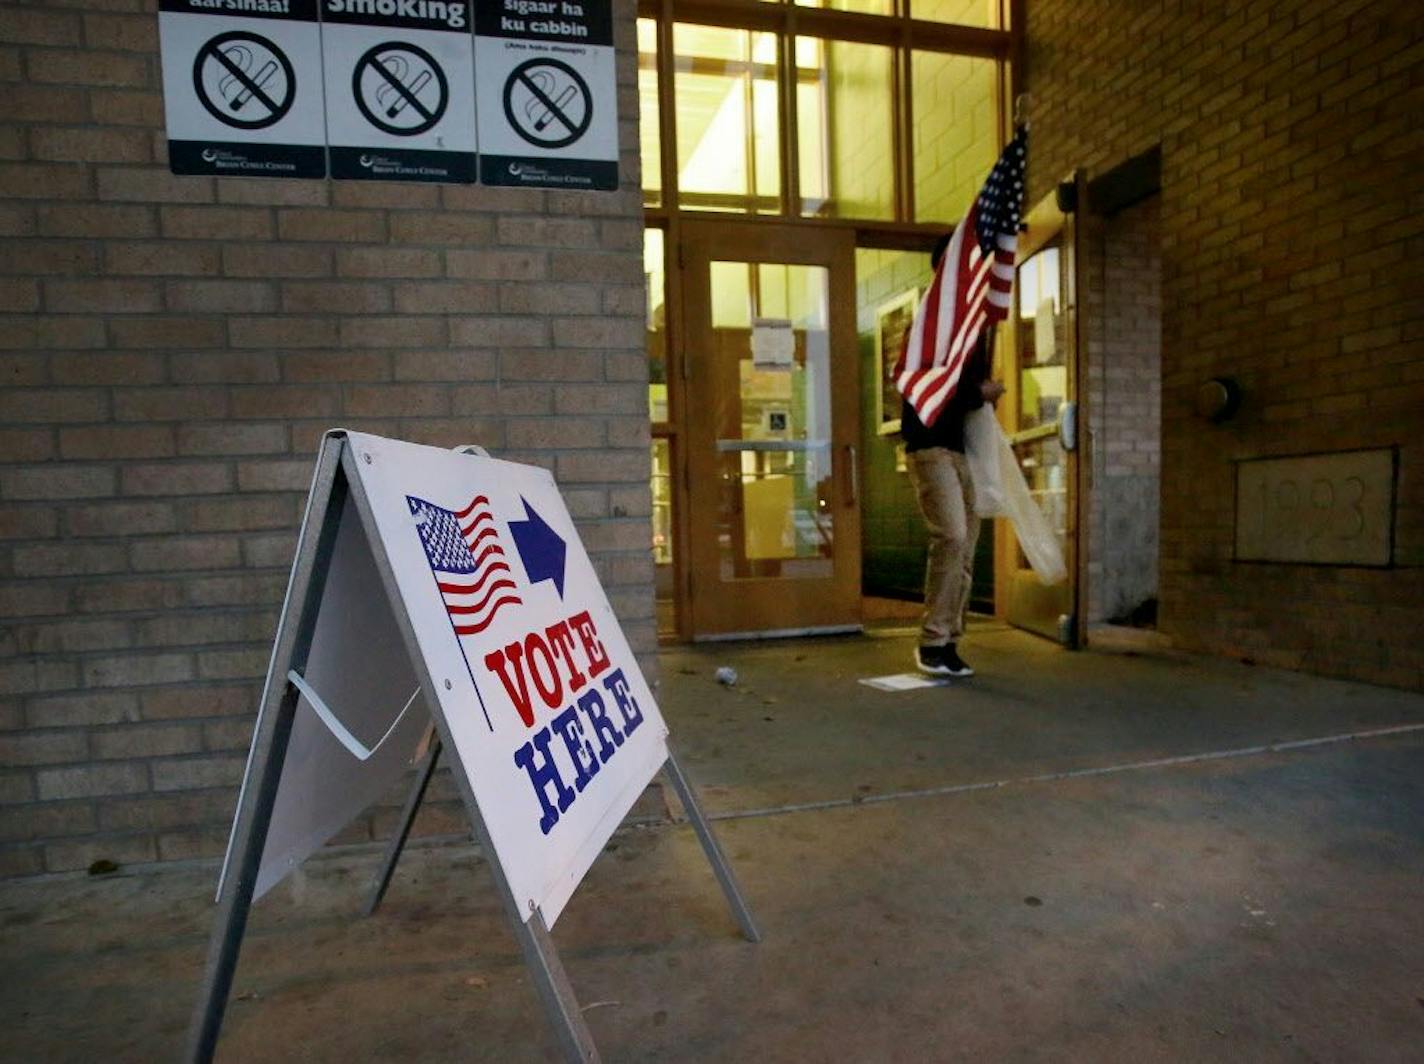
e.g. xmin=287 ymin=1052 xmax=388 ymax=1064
xmin=158 ymin=0 xmax=617 ymax=188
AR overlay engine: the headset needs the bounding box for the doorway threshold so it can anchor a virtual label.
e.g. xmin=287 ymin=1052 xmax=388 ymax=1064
xmin=692 ymin=624 xmax=863 ymax=643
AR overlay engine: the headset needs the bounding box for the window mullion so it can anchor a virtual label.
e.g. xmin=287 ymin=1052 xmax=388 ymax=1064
xmin=657 ymin=3 xmax=678 ymax=205
xmin=896 ymin=23 xmax=914 ymax=222
xmin=780 ymin=12 xmax=799 ymax=218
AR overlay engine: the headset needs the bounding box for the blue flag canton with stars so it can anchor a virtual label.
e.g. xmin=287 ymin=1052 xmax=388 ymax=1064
xmin=408 ymin=497 xmax=478 ymax=575
xmin=974 ymin=125 xmax=1028 ymax=256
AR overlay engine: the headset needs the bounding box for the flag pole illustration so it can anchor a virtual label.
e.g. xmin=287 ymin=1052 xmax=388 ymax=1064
xmin=895 ymin=125 xmax=1028 ymax=426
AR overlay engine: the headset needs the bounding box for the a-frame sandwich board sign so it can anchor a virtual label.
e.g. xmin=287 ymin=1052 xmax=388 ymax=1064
xmin=186 ymin=430 xmax=759 ymax=1063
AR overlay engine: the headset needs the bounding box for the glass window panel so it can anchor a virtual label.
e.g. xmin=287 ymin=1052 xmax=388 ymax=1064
xmin=912 ymin=51 xmax=999 ymax=224
xmin=799 ymin=38 xmax=894 ymax=220
xmin=752 ymin=78 xmax=781 ymax=207
xmin=793 ymin=34 xmax=820 ymax=70
xmin=645 ymin=228 xmax=668 ymax=422
xmin=797 ymin=76 xmax=827 ymax=209
xmin=652 ymin=437 xmax=674 ymax=568
xmin=678 ymin=23 xmax=749 ymax=63
xmin=794 ymin=0 xmax=893 ymax=15
xmin=638 ymin=19 xmax=661 ymax=206
xmin=750 ymin=32 xmax=778 ymax=66
xmin=711 ymin=261 xmax=752 ymax=329
xmin=911 ymin=0 xmax=1002 ymax=29
xmin=1016 ymin=240 xmax=1067 ymax=431
xmin=674 ymin=24 xmax=782 ymax=214
xmin=709 ymin=261 xmax=834 ymax=580
xmin=1015 ymin=436 xmax=1068 ymax=568
xmin=651 ymin=436 xmax=677 ymax=636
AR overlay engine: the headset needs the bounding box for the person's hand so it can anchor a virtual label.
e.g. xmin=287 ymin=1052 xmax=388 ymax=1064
xmin=980 ymin=379 xmax=1006 ymax=405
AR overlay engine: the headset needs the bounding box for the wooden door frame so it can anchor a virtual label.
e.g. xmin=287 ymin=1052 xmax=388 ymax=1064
xmin=993 ymin=173 xmax=1086 ymax=645
xmin=675 ymin=218 xmax=862 ymax=639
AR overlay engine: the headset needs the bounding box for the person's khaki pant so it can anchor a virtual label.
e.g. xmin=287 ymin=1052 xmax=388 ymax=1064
xmin=907 ymin=447 xmax=980 ymax=646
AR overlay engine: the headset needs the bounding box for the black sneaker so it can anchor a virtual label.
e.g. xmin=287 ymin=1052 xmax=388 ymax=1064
xmin=939 ymin=644 xmax=974 ymax=678
xmin=915 ymin=645 xmax=952 ymax=676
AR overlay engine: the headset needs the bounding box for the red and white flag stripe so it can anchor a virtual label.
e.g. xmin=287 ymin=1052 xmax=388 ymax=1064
xmin=440 ymin=496 xmax=522 ymax=636
xmin=896 ymin=228 xmax=1017 ymax=426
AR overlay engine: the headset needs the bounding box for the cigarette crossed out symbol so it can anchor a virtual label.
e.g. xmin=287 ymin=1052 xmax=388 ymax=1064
xmin=354 ymin=42 xmax=449 ymax=137
xmin=503 ymin=58 xmax=592 ymax=149
xmin=193 ymin=31 xmax=295 ymax=130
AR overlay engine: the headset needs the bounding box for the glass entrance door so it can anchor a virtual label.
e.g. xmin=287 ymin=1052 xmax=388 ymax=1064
xmin=680 ymin=221 xmax=861 ymax=637
xmin=1000 ymin=182 xmax=1081 ymax=643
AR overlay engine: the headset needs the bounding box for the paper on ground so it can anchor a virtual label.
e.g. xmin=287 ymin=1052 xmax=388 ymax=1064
xmin=858 ymin=673 xmax=952 ymax=692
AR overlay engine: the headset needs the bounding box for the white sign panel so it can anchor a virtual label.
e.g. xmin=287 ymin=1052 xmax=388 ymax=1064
xmin=348 ymin=432 xmax=667 ymax=923
xmin=473 ymin=0 xmax=619 ymax=190
xmin=253 ymin=491 xmax=431 ymax=899
xmin=159 ymin=0 xmax=327 ymax=178
xmin=320 ymin=0 xmax=478 ymax=183
xmin=752 ymin=318 xmax=795 ymax=367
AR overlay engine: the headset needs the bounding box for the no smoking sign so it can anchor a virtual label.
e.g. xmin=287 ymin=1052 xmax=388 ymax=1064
xmin=321 ymin=0 xmax=477 ymax=183
xmin=353 ymin=42 xmax=449 ymax=137
xmin=194 ymin=31 xmax=295 ymax=130
xmin=159 ymin=0 xmax=327 ymax=178
xmin=504 ymin=58 xmax=592 ymax=149
xmin=475 ymin=0 xmax=618 ymax=190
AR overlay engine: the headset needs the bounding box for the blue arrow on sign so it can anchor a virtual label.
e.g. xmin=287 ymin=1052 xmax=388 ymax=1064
xmin=509 ymin=498 xmax=566 ymax=599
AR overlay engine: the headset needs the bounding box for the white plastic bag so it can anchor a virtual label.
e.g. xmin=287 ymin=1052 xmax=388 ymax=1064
xmin=995 ymin=422 xmax=1068 ymax=585
xmin=964 ymin=406 xmax=1005 ymax=517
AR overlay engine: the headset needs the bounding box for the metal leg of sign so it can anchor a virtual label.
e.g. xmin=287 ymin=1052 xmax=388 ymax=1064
xmin=662 ymin=748 xmax=762 ymax=944
xmin=337 ymin=445 xmax=600 ymax=1064
xmin=523 ymin=907 xmax=601 ymax=1063
xmin=185 ymin=438 xmax=351 ymax=1064
xmin=363 ymin=739 xmax=443 ymax=917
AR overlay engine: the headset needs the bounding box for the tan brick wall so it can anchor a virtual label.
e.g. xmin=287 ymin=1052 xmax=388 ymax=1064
xmin=0 ymin=1 xmax=652 ymax=875
xmin=1085 ymin=198 xmax=1162 ymax=624
xmin=1026 ymin=0 xmax=1424 ymax=687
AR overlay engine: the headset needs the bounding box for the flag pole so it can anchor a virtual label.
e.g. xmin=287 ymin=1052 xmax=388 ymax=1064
xmin=1014 ymin=92 xmax=1032 ymax=130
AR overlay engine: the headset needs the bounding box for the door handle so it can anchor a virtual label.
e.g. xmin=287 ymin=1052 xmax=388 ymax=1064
xmin=844 ymin=444 xmax=858 ymax=506
xmin=1058 ymin=401 xmax=1078 ymax=452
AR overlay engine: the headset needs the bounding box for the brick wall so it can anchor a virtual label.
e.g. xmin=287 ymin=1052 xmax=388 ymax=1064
xmin=1085 ymin=198 xmax=1162 ymax=624
xmin=0 ymin=0 xmax=652 ymax=876
xmin=1026 ymin=0 xmax=1424 ymax=686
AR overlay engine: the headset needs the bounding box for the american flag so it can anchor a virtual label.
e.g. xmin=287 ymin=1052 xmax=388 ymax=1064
xmin=407 ymin=494 xmax=523 ymax=636
xmin=896 ymin=125 xmax=1028 ymax=426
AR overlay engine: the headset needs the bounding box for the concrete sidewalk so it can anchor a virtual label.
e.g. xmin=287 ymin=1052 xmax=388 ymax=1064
xmin=5 ymin=623 xmax=1424 ymax=1062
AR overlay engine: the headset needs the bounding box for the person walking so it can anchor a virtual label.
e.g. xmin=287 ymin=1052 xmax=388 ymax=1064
xmin=895 ymin=125 xmax=1026 ymax=677
xmin=902 ymin=240 xmax=1004 ymax=677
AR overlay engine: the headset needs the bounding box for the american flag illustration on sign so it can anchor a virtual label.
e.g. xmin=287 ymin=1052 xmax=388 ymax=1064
xmin=408 ymin=493 xmax=523 ymax=730
xmin=408 ymin=493 xmax=524 ymax=634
